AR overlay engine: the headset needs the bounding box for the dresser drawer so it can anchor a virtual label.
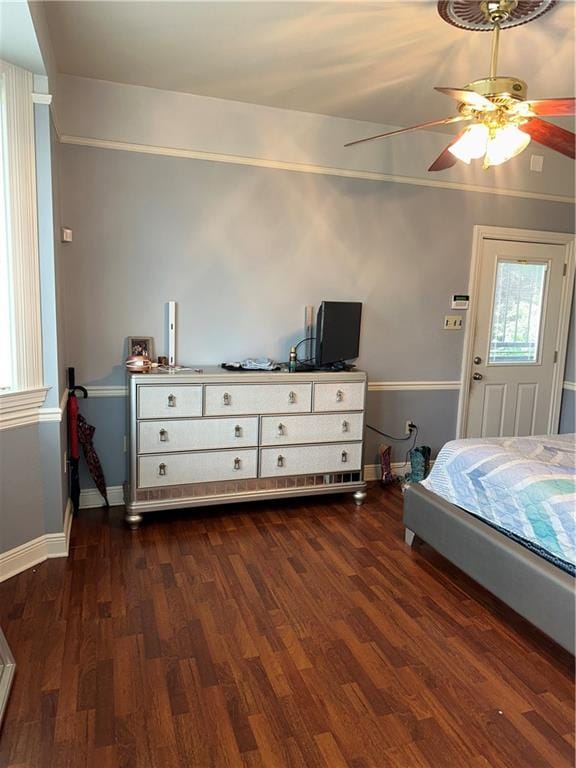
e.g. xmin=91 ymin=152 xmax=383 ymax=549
xmin=260 ymin=442 xmax=362 ymax=478
xmin=313 ymin=381 xmax=365 ymax=412
xmin=138 ymin=449 xmax=257 ymax=488
xmin=204 ymin=383 xmax=312 ymax=416
xmin=138 ymin=385 xmax=202 ymax=419
xmin=138 ymin=417 xmax=258 ymax=454
xmin=261 ymin=413 xmax=363 ymax=446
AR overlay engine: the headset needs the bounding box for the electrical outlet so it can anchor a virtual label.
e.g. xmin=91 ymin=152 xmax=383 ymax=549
xmin=444 ymin=315 xmax=463 ymax=330
xmin=405 ymin=420 xmax=413 ymax=436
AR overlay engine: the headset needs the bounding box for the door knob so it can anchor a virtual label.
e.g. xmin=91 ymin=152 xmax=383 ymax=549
xmin=473 ymin=356 xmax=482 ymax=364
xmin=472 ymin=372 xmax=483 ymax=381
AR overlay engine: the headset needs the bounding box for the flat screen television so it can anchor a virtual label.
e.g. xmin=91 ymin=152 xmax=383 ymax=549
xmin=315 ymin=301 xmax=362 ymax=369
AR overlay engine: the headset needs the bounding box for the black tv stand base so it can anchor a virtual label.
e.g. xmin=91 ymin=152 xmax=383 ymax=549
xmin=303 ymin=362 xmax=356 ymax=372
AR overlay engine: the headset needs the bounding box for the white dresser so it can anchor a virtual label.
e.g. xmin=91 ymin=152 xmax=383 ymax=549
xmin=125 ymin=367 xmax=367 ymax=526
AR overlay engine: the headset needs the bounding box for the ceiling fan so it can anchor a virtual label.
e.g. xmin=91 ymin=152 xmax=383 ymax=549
xmin=345 ymin=0 xmax=575 ymax=171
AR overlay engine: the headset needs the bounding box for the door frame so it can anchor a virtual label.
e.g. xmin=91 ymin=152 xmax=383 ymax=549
xmin=456 ymin=225 xmax=575 ymax=438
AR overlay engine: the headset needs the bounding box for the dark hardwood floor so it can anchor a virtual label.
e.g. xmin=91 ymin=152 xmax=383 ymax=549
xmin=0 ymin=484 xmax=574 ymax=767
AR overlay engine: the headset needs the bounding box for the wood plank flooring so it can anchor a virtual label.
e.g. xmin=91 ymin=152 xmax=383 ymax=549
xmin=0 ymin=484 xmax=573 ymax=767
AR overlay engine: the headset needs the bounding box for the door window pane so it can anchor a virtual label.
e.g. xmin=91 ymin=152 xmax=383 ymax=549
xmin=489 ymin=260 xmax=547 ymax=364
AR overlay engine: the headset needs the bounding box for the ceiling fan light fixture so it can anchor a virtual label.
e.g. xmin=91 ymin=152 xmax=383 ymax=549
xmin=448 ymin=123 xmax=489 ymax=163
xmin=483 ymin=123 xmax=531 ymax=166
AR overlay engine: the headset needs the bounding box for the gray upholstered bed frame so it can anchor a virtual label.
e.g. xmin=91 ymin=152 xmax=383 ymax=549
xmin=403 ymin=483 xmax=575 ymax=654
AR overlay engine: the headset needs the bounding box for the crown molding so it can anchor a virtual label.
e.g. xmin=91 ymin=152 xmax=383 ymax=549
xmin=59 ymin=135 xmax=575 ymax=205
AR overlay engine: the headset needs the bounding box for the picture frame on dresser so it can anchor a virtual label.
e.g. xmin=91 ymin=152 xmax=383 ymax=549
xmin=127 ymin=336 xmax=155 ymax=360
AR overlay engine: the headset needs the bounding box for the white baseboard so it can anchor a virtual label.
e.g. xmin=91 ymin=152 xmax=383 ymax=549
xmin=79 ymin=485 xmax=124 ymax=509
xmin=0 ymin=498 xmax=73 ymax=583
xmin=46 ymin=498 xmax=73 ymax=557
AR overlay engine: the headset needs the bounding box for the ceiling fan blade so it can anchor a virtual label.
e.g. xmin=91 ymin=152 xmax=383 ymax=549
xmin=435 ymin=87 xmax=496 ymax=112
xmin=519 ymin=118 xmax=575 ymax=159
xmin=344 ymin=115 xmax=469 ymax=148
xmin=428 ymin=128 xmax=469 ymax=172
xmin=521 ymin=97 xmax=575 ymax=117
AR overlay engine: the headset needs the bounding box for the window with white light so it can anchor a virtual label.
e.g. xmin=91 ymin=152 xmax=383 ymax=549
xmin=0 ymin=77 xmax=14 ymax=391
xmin=0 ymin=59 xmax=45 ymax=423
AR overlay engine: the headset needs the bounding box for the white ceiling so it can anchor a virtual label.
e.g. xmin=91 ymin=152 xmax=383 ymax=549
xmin=0 ymin=1 xmax=45 ymax=74
xmin=43 ymin=0 xmax=575 ymax=128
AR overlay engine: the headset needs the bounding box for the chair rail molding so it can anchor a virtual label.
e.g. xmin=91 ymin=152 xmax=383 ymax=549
xmin=59 ymin=135 xmax=574 ymax=205
xmin=84 ymin=381 xmax=461 ymax=398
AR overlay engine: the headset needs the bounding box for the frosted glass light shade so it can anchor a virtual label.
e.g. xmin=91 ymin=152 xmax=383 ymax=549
xmin=484 ymin=125 xmax=531 ymax=166
xmin=448 ymin=124 xmax=489 ymax=163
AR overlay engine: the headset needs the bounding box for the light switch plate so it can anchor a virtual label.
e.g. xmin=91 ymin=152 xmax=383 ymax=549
xmin=444 ymin=315 xmax=463 ymax=330
xmin=60 ymin=227 xmax=73 ymax=243
xmin=530 ymin=154 xmax=544 ymax=172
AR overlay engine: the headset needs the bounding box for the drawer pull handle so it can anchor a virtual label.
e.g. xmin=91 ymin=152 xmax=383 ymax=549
xmin=159 ymin=463 xmax=167 ymax=476
xmin=288 ymin=391 xmax=296 ymax=404
xmin=341 ymin=450 xmax=348 ymax=463
xmin=342 ymin=420 xmax=349 ymax=433
xmin=277 ymin=455 xmax=284 ymax=468
xmin=167 ymin=394 xmax=176 ymax=407
xmin=336 ymin=389 xmax=344 ymax=402
xmin=277 ymin=423 xmax=285 ymax=436
xmin=234 ymin=457 xmax=241 ymax=470
xmin=234 ymin=425 xmax=242 ymax=438
xmin=159 ymin=428 xmax=168 ymax=442
xmin=223 ymin=392 xmax=231 ymax=405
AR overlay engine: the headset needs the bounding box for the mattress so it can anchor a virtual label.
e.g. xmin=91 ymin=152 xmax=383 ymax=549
xmin=421 ymin=434 xmax=576 ymax=575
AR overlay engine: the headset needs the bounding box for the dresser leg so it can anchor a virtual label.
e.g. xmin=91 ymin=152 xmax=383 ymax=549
xmin=125 ymin=511 xmax=143 ymax=529
xmin=353 ymin=490 xmax=367 ymax=506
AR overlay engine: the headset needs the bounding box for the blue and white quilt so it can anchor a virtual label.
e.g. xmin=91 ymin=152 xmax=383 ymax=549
xmin=422 ymin=434 xmax=576 ymax=575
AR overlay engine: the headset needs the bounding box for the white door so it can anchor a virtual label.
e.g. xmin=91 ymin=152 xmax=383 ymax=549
xmin=465 ymin=237 xmax=571 ymax=438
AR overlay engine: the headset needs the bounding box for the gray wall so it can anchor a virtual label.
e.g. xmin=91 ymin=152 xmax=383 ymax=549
xmin=57 ymin=144 xmax=574 ymax=482
xmin=0 ymin=425 xmax=45 ymax=552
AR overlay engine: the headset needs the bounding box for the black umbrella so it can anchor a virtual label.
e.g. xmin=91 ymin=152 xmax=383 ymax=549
xmin=67 ymin=367 xmax=87 ymax=514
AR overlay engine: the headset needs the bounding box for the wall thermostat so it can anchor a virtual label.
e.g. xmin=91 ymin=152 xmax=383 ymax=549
xmin=451 ymin=294 xmax=469 ymax=310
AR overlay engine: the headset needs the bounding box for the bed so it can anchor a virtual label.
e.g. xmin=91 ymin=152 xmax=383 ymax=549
xmin=403 ymin=434 xmax=575 ymax=653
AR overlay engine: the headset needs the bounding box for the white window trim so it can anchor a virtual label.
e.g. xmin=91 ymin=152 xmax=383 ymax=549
xmin=0 ymin=60 xmax=46 ymax=428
